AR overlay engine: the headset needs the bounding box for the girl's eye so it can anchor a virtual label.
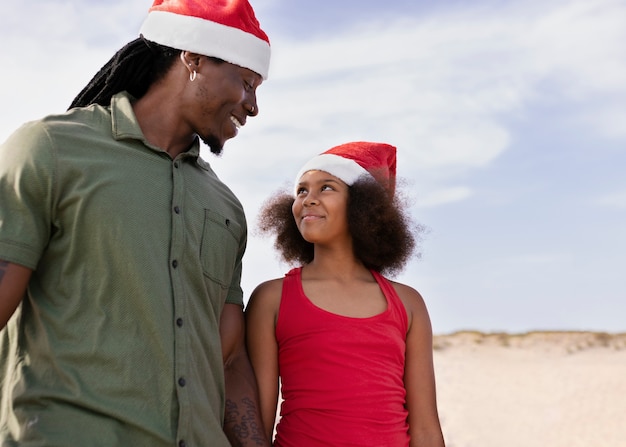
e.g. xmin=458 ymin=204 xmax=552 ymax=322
xmin=296 ymin=187 xmax=307 ymax=195
xmin=321 ymin=185 xmax=333 ymax=191
xmin=244 ymin=81 xmax=253 ymax=91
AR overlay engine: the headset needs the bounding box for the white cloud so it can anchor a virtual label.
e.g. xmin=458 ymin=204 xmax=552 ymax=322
xmin=596 ymin=191 xmax=626 ymax=209
xmin=416 ymin=186 xmax=474 ymax=208
xmin=583 ymin=106 xmax=626 ymax=140
xmin=504 ymin=253 xmax=572 ymax=265
xmin=0 ymin=1 xmax=147 ymax=140
xmin=522 ymin=0 xmax=626 ymax=96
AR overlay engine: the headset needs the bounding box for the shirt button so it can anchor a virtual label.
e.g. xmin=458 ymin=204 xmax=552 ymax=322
xmin=178 ymin=377 xmax=186 ymax=387
xmin=174 ymin=162 xmax=179 ymax=168
xmin=225 ymin=218 xmax=230 ymax=227
xmin=176 ymin=318 xmax=184 ymax=327
xmin=172 ymin=260 xmax=178 ymax=268
xmin=174 ymin=206 xmax=181 ymax=214
xmin=179 ymin=441 xmax=186 ymax=447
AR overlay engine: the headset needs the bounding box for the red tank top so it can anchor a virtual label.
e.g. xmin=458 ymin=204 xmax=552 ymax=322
xmin=274 ymin=267 xmax=410 ymax=447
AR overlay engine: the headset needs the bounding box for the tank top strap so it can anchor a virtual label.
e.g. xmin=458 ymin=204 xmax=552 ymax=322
xmin=371 ymin=270 xmax=409 ymax=334
xmin=276 ymin=267 xmax=304 ymax=341
xmin=280 ymin=267 xmax=302 ymax=304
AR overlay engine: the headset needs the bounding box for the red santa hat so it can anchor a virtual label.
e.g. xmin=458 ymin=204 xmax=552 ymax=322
xmin=295 ymin=141 xmax=397 ymax=196
xmin=139 ymin=0 xmax=271 ymax=79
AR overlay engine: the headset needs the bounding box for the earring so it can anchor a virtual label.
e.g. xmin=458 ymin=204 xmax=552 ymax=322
xmin=180 ymin=52 xmax=197 ymax=82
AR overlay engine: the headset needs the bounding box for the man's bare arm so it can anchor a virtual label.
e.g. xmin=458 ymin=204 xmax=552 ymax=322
xmin=0 ymin=260 xmax=31 ymax=329
xmin=220 ymin=303 xmax=270 ymax=446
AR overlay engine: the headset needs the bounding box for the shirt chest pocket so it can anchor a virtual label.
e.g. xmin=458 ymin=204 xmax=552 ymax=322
xmin=200 ymin=209 xmax=242 ymax=288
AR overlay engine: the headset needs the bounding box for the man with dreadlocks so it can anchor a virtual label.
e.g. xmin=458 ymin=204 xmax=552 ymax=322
xmin=0 ymin=1 xmax=271 ymax=446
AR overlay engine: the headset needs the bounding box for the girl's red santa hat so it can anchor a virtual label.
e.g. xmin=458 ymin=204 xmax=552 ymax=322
xmin=296 ymin=141 xmax=397 ymax=196
xmin=139 ymin=0 xmax=271 ymax=79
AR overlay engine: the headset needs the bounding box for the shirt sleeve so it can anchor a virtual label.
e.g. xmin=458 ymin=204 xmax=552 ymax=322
xmin=0 ymin=120 xmax=56 ymax=269
xmin=225 ymin=218 xmax=247 ymax=306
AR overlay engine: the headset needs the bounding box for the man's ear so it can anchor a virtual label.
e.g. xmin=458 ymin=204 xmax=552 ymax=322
xmin=179 ymin=51 xmax=202 ymax=72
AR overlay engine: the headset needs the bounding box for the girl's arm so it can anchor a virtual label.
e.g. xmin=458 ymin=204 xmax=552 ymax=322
xmin=397 ymin=283 xmax=446 ymax=447
xmin=245 ymin=279 xmax=283 ymax=442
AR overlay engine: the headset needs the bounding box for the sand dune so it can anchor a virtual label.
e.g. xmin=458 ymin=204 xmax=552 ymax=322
xmin=433 ymin=331 xmax=626 ymax=447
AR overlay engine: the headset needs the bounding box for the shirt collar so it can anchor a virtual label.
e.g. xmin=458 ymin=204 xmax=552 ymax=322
xmin=110 ymin=91 xmax=202 ymax=161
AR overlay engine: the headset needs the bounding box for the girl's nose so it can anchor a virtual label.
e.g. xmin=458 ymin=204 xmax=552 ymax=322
xmin=303 ymin=193 xmax=318 ymax=206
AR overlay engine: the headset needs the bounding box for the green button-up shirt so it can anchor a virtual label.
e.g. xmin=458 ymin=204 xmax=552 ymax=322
xmin=0 ymin=92 xmax=246 ymax=446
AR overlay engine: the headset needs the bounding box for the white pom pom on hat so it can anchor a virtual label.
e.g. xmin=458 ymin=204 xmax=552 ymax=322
xmin=139 ymin=0 xmax=271 ymax=79
xmin=295 ymin=141 xmax=397 ymax=196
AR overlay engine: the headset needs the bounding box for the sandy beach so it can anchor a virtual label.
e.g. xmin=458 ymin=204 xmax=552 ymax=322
xmin=433 ymin=331 xmax=626 ymax=447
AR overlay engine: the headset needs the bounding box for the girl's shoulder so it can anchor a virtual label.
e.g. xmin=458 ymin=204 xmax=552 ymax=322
xmin=245 ymin=277 xmax=285 ymax=317
xmin=252 ymin=276 xmax=285 ymax=293
xmin=389 ymin=281 xmax=425 ymax=306
xmin=389 ymin=280 xmax=430 ymax=329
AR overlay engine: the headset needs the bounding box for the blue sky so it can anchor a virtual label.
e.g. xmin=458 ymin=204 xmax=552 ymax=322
xmin=1 ymin=0 xmax=625 ymax=334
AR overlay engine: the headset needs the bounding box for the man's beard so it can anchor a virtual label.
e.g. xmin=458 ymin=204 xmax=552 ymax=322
xmin=202 ymin=135 xmax=224 ymax=156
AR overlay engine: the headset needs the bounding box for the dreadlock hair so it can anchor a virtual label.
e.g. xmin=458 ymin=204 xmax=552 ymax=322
xmin=257 ymin=176 xmax=423 ymax=277
xmin=69 ymin=36 xmax=179 ymax=110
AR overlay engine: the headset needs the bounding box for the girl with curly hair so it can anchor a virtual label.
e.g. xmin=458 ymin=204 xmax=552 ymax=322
xmin=245 ymin=142 xmax=445 ymax=447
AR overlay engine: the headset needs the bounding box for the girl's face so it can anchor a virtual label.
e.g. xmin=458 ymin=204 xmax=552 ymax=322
xmin=292 ymin=170 xmax=351 ymax=246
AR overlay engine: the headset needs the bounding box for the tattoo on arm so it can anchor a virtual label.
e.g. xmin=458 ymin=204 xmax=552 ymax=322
xmin=224 ymin=397 xmax=266 ymax=446
xmin=0 ymin=261 xmax=9 ymax=285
